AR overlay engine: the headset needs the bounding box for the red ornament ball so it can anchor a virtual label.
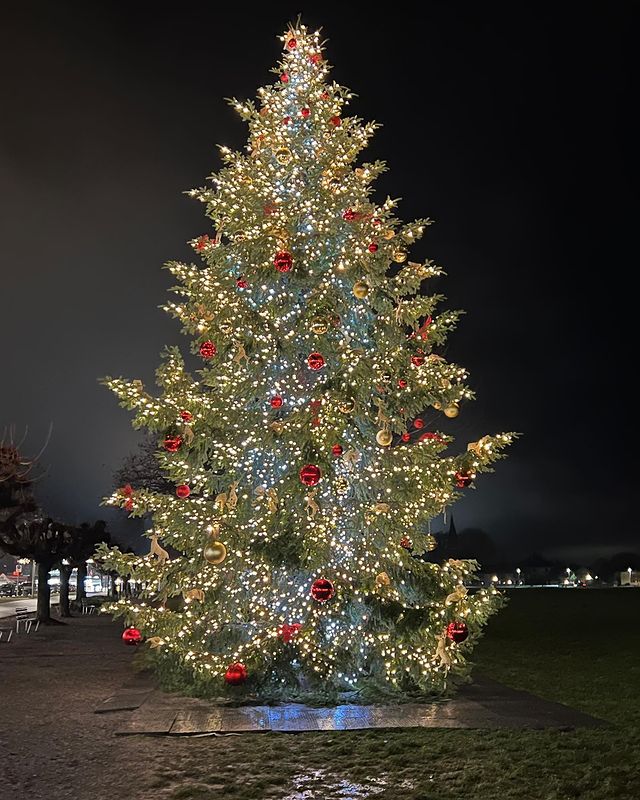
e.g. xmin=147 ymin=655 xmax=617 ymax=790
xmin=280 ymin=73 xmax=289 ymax=83
xmin=282 ymin=115 xmax=291 ymax=125
xmin=123 ymin=498 xmax=134 ymax=512
xmin=420 ymin=432 xmax=444 ymax=443
xmin=121 ymin=484 xmax=134 ymax=497
xmin=301 ymin=107 xmax=311 ymax=118
xmin=224 ymin=662 xmax=248 ymax=685
xmin=455 ymin=470 xmax=475 ymax=489
xmin=236 ymin=276 xmax=249 ymax=289
xmin=446 ymin=621 xmax=469 ymax=644
xmin=411 ymin=354 xmax=425 ymax=367
xmin=163 ymin=435 xmax=183 ymax=453
xmin=401 ymin=433 xmax=411 ymax=443
xmin=286 ymin=37 xmax=297 ymax=50
xmin=307 ymin=352 xmax=325 ymax=371
xmin=180 ymin=410 xmax=193 ymax=422
xmin=400 ymin=536 xmax=412 ymax=550
xmin=368 ymin=242 xmax=379 ymax=253
xmin=176 ymin=484 xmax=191 ymax=499
xmin=413 ymin=418 xmax=424 ymax=430
xmin=122 ymin=627 xmax=143 ymax=646
xmin=330 ymin=115 xmax=342 ymax=127
xmin=310 ymin=53 xmax=323 ymax=65
xmin=270 ymin=395 xmax=284 ymax=409
xmin=343 ymin=208 xmax=358 ymax=221
xmin=278 ymin=622 xmax=302 ymax=643
xmin=274 ymin=250 xmax=293 ymax=273
xmin=398 ymin=379 xmax=408 ymax=389
xmin=299 ymin=464 xmax=322 ymax=486
xmin=199 ymin=340 xmax=217 ymax=359
xmin=194 ymin=235 xmax=209 ymax=252
xmin=331 ymin=444 xmax=344 ymax=457
xmin=311 ymin=578 xmax=335 ymax=602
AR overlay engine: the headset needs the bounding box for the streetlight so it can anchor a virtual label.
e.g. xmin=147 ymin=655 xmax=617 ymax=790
xmin=628 ymin=567 xmax=633 ymax=585
xmin=516 ymin=567 xmax=521 ymax=585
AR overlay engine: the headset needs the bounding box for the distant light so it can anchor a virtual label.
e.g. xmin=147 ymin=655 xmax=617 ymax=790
xmin=516 ymin=568 xmax=521 ymax=575
xmin=506 ymin=579 xmax=513 ymax=585
xmin=585 ymin=573 xmax=593 ymax=581
xmin=491 ymin=575 xmax=499 ymax=583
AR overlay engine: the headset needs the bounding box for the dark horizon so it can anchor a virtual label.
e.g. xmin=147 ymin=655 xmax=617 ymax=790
xmin=0 ymin=3 xmax=634 ymax=560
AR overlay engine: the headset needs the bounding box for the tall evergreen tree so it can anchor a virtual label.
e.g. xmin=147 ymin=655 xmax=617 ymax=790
xmin=100 ymin=21 xmax=513 ymax=699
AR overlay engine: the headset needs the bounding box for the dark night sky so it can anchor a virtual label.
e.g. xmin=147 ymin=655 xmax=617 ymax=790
xmin=0 ymin=2 xmax=635 ymax=560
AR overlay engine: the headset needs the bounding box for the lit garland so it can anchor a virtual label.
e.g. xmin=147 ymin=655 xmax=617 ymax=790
xmin=99 ymin=22 xmax=514 ymax=698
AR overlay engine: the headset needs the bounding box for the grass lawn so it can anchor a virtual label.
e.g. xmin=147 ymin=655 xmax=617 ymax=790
xmin=147 ymin=589 xmax=640 ymax=799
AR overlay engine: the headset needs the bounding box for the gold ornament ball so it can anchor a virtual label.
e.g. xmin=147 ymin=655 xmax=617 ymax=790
xmin=234 ymin=231 xmax=247 ymax=242
xmin=444 ymin=404 xmax=460 ymax=418
xmin=424 ymin=534 xmax=438 ymax=552
xmin=383 ymin=229 xmax=396 ymax=240
xmin=375 ymin=571 xmax=391 ymax=587
xmin=204 ymin=540 xmax=227 ymax=565
xmin=376 ymin=429 xmax=393 ymax=447
xmin=219 ymin=320 xmax=234 ymax=335
xmin=338 ymin=399 xmax=355 ymax=414
xmin=392 ymin=249 xmax=408 ymax=263
xmin=353 ymin=281 xmax=369 ymax=299
xmin=275 ymin=147 xmax=292 ymax=165
xmin=310 ymin=316 xmax=329 ymax=335
xmin=334 ymin=476 xmax=349 ymax=495
xmin=380 ymin=371 xmax=392 ymax=384
xmin=269 ymin=421 xmax=284 ymax=435
xmin=433 ymin=401 xmax=442 ymax=411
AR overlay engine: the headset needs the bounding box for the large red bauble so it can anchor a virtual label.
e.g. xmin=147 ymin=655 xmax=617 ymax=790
xmin=398 ymin=379 xmax=408 ymax=389
xmin=413 ymin=418 xmax=424 ymax=430
xmin=311 ymin=578 xmax=335 ymax=602
xmin=331 ymin=444 xmax=343 ymax=457
xmin=278 ymin=622 xmax=302 ymax=643
xmin=446 ymin=621 xmax=469 ymax=643
xmin=310 ymin=53 xmax=323 ymax=65
xmin=282 ymin=115 xmax=291 ymax=125
xmin=280 ymin=73 xmax=289 ymax=83
xmin=400 ymin=536 xmax=412 ymax=549
xmin=420 ymin=432 xmax=444 ymax=443
xmin=330 ymin=115 xmax=341 ymax=127
xmin=401 ymin=433 xmax=411 ymax=442
xmin=274 ymin=251 xmax=293 ymax=273
xmin=299 ymin=464 xmax=321 ymax=486
xmin=286 ymin=37 xmax=297 ymax=50
xmin=121 ymin=484 xmax=134 ymax=497
xmin=301 ymin=107 xmax=311 ymax=118
xmin=224 ymin=662 xmax=248 ymax=685
xmin=270 ymin=395 xmax=284 ymax=409
xmin=368 ymin=242 xmax=379 ymax=253
xmin=307 ymin=352 xmax=325 ymax=371
xmin=176 ymin=484 xmax=191 ymax=498
xmin=163 ymin=435 xmax=182 ymax=453
xmin=123 ymin=498 xmax=134 ymax=512
xmin=122 ymin=627 xmax=143 ymax=646
xmin=455 ymin=470 xmax=474 ymax=489
xmin=199 ymin=340 xmax=217 ymax=359
xmin=236 ymin=276 xmax=249 ymax=289
xmin=411 ymin=354 xmax=425 ymax=367
xmin=343 ymin=208 xmax=358 ymax=221
xmin=180 ymin=410 xmax=193 ymax=422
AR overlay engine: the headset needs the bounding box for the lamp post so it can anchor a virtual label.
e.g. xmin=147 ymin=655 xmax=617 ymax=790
xmin=516 ymin=567 xmax=521 ymax=586
xmin=628 ymin=567 xmax=633 ymax=586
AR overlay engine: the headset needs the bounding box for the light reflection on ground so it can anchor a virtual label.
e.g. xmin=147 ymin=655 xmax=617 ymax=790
xmin=282 ymin=768 xmax=415 ymax=799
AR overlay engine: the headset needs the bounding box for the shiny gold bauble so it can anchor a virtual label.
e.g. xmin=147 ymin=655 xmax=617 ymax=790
xmin=383 ymin=229 xmax=396 ymax=240
xmin=444 ymin=404 xmax=460 ymax=418
xmin=269 ymin=421 xmax=284 ymax=434
xmin=376 ymin=429 xmax=393 ymax=447
xmin=354 ymin=167 xmax=366 ymax=178
xmin=380 ymin=371 xmax=392 ymax=384
xmin=203 ymin=540 xmax=227 ymax=565
xmin=275 ymin=147 xmax=292 ymax=165
xmin=338 ymin=399 xmax=355 ymax=414
xmin=334 ymin=476 xmax=350 ymax=495
xmin=392 ymin=249 xmax=408 ymax=263
xmin=353 ymin=281 xmax=369 ymax=299
xmin=433 ymin=401 xmax=442 ymax=411
xmin=219 ymin=320 xmax=234 ymax=335
xmin=375 ymin=571 xmax=391 ymax=587
xmin=234 ymin=231 xmax=247 ymax=242
xmin=424 ymin=534 xmax=438 ymax=552
xmin=310 ymin=316 xmax=329 ymax=335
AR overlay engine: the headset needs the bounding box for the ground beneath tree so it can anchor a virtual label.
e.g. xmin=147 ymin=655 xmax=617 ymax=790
xmin=1 ymin=594 xmax=638 ymax=800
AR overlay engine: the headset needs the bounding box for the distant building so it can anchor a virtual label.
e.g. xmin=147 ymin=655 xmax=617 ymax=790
xmin=619 ymin=570 xmax=640 ymax=586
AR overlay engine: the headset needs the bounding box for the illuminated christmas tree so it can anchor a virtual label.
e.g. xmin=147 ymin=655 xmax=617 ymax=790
xmin=100 ymin=21 xmax=513 ymax=700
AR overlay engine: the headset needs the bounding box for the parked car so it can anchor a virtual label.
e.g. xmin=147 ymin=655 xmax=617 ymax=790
xmin=0 ymin=583 xmax=17 ymax=596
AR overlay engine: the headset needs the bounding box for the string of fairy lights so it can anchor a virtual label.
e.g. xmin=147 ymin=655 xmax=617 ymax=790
xmin=99 ymin=22 xmax=513 ymax=695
